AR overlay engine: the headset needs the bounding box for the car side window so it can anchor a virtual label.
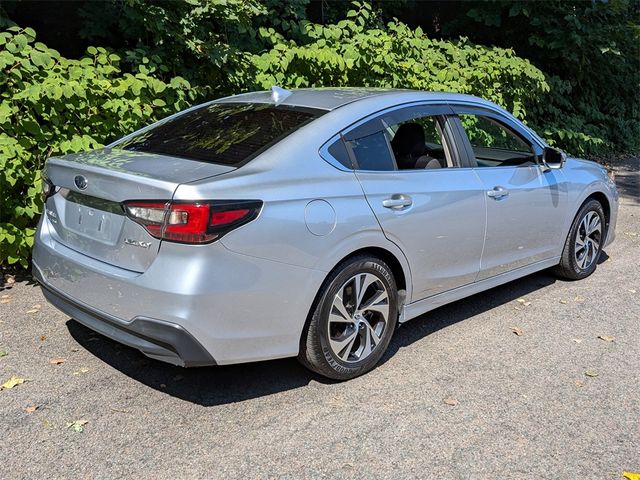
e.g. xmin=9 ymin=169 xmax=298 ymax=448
xmin=458 ymin=114 xmax=536 ymax=167
xmin=326 ymin=137 xmax=353 ymax=169
xmin=343 ymin=108 xmax=455 ymax=171
xmin=386 ymin=115 xmax=452 ymax=170
xmin=349 ymin=131 xmax=397 ymax=171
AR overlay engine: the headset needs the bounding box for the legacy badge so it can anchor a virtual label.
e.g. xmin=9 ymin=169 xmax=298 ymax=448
xmin=124 ymin=238 xmax=152 ymax=249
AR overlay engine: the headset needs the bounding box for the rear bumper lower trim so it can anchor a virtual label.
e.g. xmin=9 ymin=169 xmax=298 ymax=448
xmin=34 ymin=266 xmax=216 ymax=367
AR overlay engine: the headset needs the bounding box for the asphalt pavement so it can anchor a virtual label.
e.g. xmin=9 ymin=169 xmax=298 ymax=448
xmin=1 ymin=159 xmax=638 ymax=479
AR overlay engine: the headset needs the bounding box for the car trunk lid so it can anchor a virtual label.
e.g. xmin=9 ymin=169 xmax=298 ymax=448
xmin=44 ymin=149 xmax=235 ymax=272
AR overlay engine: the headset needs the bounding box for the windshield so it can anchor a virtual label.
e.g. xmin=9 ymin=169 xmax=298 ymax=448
xmin=117 ymin=102 xmax=325 ymax=166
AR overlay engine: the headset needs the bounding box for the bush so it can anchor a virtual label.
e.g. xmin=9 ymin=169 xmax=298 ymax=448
xmin=444 ymin=0 xmax=640 ymax=156
xmin=0 ymin=25 xmax=195 ymax=268
xmin=252 ymin=3 xmax=549 ymax=120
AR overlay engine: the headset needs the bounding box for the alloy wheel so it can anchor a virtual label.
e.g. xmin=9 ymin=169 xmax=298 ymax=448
xmin=327 ymin=273 xmax=390 ymax=363
xmin=574 ymin=210 xmax=602 ymax=270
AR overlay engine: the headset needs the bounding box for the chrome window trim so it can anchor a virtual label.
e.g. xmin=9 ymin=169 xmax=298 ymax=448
xmin=318 ymin=98 xmax=547 ymax=173
xmin=321 ymin=101 xmax=463 ymax=174
xmin=447 ymin=101 xmax=546 ymax=151
xmin=318 ymin=100 xmax=450 ymax=171
xmin=449 ymin=104 xmax=544 ymax=169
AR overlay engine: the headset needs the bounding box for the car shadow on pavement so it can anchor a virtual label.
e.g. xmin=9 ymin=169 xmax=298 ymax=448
xmin=67 ymin=262 xmax=604 ymax=407
xmin=381 ymin=270 xmax=559 ymax=365
xmin=66 ymin=319 xmax=320 ymax=406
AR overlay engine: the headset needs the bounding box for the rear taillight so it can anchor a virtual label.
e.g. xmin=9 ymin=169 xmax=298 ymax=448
xmin=123 ymin=200 xmax=262 ymax=244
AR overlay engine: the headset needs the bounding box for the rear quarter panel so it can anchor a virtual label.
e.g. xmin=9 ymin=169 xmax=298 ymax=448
xmin=172 ymin=119 xmax=414 ymax=296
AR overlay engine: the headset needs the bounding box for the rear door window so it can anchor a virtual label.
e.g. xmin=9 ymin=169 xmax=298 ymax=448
xmin=118 ymin=103 xmax=325 ymax=166
xmin=341 ymin=104 xmax=457 ymax=171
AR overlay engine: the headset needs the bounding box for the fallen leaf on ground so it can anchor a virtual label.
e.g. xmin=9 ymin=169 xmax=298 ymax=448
xmin=24 ymin=405 xmax=39 ymax=414
xmin=444 ymin=398 xmax=459 ymax=406
xmin=27 ymin=304 xmax=41 ymax=314
xmin=559 ymin=299 xmax=568 ymax=304
xmin=73 ymin=367 xmax=89 ymax=375
xmin=623 ymin=473 xmax=640 ymax=480
xmin=49 ymin=357 xmax=66 ymax=365
xmin=4 ymin=274 xmax=15 ymax=286
xmin=574 ymin=296 xmax=585 ymax=303
xmin=1 ymin=376 xmax=27 ymax=390
xmin=575 ymin=380 xmax=585 ymax=388
xmin=516 ymin=298 xmax=532 ymax=307
xmin=585 ymin=370 xmax=599 ymax=378
xmin=629 ymin=289 xmax=637 ymax=294
xmin=0 ymin=350 xmax=7 ymax=357
xmin=0 ymin=299 xmax=10 ymax=304
xmin=1 ymin=294 xmax=9 ymax=299
xmin=65 ymin=420 xmax=88 ymax=433
xmin=39 ymin=335 xmax=46 ymax=342
xmin=598 ymin=335 xmax=615 ymax=342
xmin=572 ymin=338 xmax=583 ymax=343
xmin=511 ymin=327 xmax=524 ymax=336
xmin=70 ymin=347 xmax=79 ymax=352
xmin=43 ymin=419 xmax=54 ymax=429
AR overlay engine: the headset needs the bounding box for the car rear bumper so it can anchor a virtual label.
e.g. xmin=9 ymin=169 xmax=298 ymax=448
xmin=33 ymin=215 xmax=325 ymax=366
xmin=34 ymin=270 xmax=215 ymax=367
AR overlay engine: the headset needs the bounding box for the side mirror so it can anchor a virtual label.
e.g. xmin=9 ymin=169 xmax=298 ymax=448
xmin=541 ymin=146 xmax=566 ymax=170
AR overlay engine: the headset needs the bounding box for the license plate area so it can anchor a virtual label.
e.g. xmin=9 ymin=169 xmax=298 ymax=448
xmin=62 ymin=191 xmax=124 ymax=245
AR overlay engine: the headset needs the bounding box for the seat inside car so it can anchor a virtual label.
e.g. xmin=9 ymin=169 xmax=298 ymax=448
xmin=391 ymin=122 xmax=441 ymax=170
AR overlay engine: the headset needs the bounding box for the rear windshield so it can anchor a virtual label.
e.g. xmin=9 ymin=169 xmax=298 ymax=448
xmin=117 ymin=102 xmax=325 ymax=166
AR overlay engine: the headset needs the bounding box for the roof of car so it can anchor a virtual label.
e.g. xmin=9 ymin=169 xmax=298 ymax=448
xmin=216 ymin=88 xmax=485 ymax=111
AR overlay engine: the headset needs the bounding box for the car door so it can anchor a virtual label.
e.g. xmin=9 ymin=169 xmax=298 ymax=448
xmin=338 ymin=103 xmax=487 ymax=302
xmin=451 ymin=106 xmax=568 ymax=280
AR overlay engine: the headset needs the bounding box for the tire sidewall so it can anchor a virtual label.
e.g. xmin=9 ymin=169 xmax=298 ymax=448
xmin=315 ymin=257 xmax=398 ymax=379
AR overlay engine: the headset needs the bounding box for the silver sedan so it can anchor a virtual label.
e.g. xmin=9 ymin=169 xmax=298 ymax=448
xmin=33 ymin=88 xmax=619 ymax=380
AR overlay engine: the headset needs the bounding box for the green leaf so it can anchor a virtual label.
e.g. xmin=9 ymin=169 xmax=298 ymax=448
xmin=65 ymin=420 xmax=88 ymax=433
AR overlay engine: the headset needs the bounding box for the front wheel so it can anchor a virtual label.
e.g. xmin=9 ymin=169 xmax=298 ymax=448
xmin=554 ymin=199 xmax=605 ymax=280
xmin=299 ymin=255 xmax=398 ymax=380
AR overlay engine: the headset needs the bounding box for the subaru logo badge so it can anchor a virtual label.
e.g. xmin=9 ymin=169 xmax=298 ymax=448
xmin=74 ymin=175 xmax=88 ymax=190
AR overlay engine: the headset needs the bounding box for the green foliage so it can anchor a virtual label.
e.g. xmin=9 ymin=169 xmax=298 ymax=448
xmin=445 ymin=0 xmax=640 ymax=156
xmin=76 ymin=0 xmax=307 ymax=97
xmin=0 ymin=25 xmax=194 ymax=267
xmin=252 ymin=2 xmax=549 ymax=119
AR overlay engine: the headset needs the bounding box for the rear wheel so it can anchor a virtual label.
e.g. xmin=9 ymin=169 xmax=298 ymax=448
xmin=299 ymin=255 xmax=398 ymax=380
xmin=554 ymin=199 xmax=605 ymax=280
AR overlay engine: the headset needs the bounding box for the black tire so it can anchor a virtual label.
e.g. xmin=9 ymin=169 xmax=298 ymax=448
xmin=554 ymin=199 xmax=606 ymax=280
xmin=298 ymin=255 xmax=398 ymax=381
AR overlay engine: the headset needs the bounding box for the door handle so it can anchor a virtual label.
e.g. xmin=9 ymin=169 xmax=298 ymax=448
xmin=382 ymin=194 xmax=413 ymax=209
xmin=487 ymin=186 xmax=509 ymax=199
